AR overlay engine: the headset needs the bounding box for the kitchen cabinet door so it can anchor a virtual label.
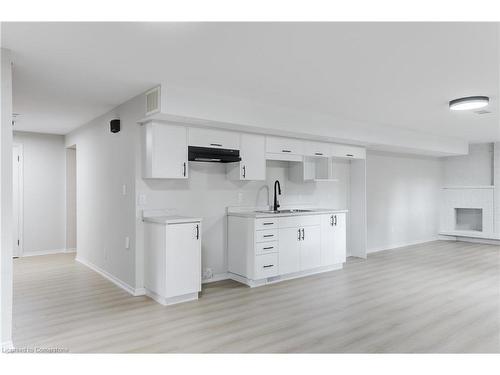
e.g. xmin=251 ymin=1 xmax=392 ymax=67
xmin=165 ymin=222 xmax=202 ymax=298
xmin=330 ymin=144 xmax=366 ymax=159
xmin=299 ymin=225 xmax=321 ymax=270
xmin=278 ymin=227 xmax=301 ymax=275
xmin=332 ymin=213 xmax=347 ymax=264
xmin=266 ymin=136 xmax=304 ymax=155
xmin=304 ymin=141 xmax=331 ymax=157
xmin=320 ymin=214 xmax=336 ymax=266
xmin=142 ymin=122 xmax=188 ymax=179
xmin=188 ymin=127 xmax=240 ymax=150
xmin=227 ymin=133 xmax=266 ymax=181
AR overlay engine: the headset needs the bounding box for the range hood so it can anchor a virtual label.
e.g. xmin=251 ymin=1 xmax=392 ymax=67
xmin=188 ymin=146 xmax=241 ymax=163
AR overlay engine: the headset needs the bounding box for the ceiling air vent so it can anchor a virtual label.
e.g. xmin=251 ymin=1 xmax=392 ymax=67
xmin=145 ymin=86 xmax=161 ymax=116
xmin=474 ymin=109 xmax=491 ymax=115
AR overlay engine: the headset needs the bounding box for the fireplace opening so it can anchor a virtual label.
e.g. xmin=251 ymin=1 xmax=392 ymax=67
xmin=455 ymin=208 xmax=483 ymax=232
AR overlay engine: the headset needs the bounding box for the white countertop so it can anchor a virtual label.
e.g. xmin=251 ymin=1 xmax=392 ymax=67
xmin=227 ymin=208 xmax=348 ymax=219
xmin=143 ymin=215 xmax=202 ymax=225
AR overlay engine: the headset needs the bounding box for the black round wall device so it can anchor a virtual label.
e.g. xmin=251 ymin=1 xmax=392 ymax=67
xmin=110 ymin=119 xmax=121 ymax=133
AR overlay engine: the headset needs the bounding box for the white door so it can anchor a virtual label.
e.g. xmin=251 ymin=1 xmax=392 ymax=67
xmin=299 ymin=225 xmax=321 ymax=270
xmin=12 ymin=145 xmax=23 ymax=257
xmin=240 ymin=133 xmax=266 ymax=180
xmin=165 ymin=222 xmax=201 ymax=298
xmin=320 ymin=214 xmax=335 ymax=266
xmin=278 ymin=227 xmax=301 ymax=275
xmin=332 ymin=213 xmax=347 ymax=264
xmin=152 ymin=123 xmax=188 ymax=179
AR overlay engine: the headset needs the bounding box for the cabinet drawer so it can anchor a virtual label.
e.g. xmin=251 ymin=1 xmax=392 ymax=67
xmin=278 ymin=215 xmax=321 ymax=229
xmin=188 ymin=127 xmax=240 ymax=150
xmin=255 ymin=218 xmax=278 ymax=230
xmin=330 ymin=144 xmax=366 ymax=159
xmin=255 ymin=229 xmax=278 ymax=242
xmin=255 ymin=241 xmax=278 ymax=255
xmin=304 ymin=141 xmax=331 ymax=157
xmin=266 ymin=136 xmax=304 ymax=155
xmin=254 ymin=253 xmax=279 ymax=279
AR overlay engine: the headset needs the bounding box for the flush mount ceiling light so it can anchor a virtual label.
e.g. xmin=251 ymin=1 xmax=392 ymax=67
xmin=449 ymin=96 xmax=489 ymax=111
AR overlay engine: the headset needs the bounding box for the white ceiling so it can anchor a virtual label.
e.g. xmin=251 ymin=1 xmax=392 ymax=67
xmin=2 ymin=22 xmax=499 ymax=142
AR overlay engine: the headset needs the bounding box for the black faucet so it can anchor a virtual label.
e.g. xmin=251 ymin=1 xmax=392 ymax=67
xmin=273 ymin=180 xmax=281 ymax=212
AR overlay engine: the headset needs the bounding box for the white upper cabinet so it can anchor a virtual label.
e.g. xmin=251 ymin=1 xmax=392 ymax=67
xmin=331 ymin=144 xmax=366 ymax=159
xmin=188 ymin=127 xmax=240 ymax=150
xmin=227 ymin=133 xmax=266 ymax=181
xmin=304 ymin=141 xmax=331 ymax=157
xmin=266 ymin=136 xmax=304 ymax=155
xmin=142 ymin=122 xmax=188 ymax=179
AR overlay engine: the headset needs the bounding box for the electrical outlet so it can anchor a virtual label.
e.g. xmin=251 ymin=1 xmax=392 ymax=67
xmin=203 ymin=268 xmax=213 ymax=280
xmin=125 ymin=236 xmax=130 ymax=250
xmin=138 ymin=193 xmax=147 ymax=206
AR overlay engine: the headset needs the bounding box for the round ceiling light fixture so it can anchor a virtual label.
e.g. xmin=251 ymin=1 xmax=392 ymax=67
xmin=449 ymin=96 xmax=489 ymax=111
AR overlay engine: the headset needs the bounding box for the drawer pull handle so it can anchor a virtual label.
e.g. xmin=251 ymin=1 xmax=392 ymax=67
xmin=263 ymin=246 xmax=274 ymax=250
xmin=281 ymin=149 xmax=291 ymax=153
xmin=263 ymin=264 xmax=274 ymax=268
xmin=263 ymin=234 xmax=274 ymax=238
xmin=263 ymin=222 xmax=274 ymax=225
xmin=315 ymin=152 xmax=323 ymax=156
xmin=210 ymin=143 xmax=223 ymax=147
xmin=346 ymin=154 xmax=354 ymax=157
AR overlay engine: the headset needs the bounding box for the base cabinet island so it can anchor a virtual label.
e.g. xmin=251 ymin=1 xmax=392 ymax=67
xmin=227 ymin=209 xmax=347 ymax=287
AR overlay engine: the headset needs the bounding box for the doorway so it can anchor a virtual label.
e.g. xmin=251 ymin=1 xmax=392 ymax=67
xmin=12 ymin=143 xmax=23 ymax=258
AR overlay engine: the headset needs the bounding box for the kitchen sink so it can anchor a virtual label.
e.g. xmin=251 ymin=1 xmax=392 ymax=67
xmin=255 ymin=209 xmax=313 ymax=214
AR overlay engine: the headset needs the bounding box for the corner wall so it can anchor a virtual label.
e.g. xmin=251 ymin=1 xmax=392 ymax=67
xmin=65 ymin=93 xmax=144 ymax=291
xmin=366 ymin=151 xmax=443 ymax=253
xmin=0 ymin=47 xmax=13 ymax=347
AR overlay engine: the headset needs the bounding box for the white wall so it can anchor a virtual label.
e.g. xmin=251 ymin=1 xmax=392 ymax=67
xmin=443 ymin=143 xmax=494 ymax=186
xmin=66 ymin=148 xmax=76 ymax=250
xmin=366 ymin=151 xmax=443 ymax=253
xmin=1 ymin=46 xmax=13 ymax=347
xmin=65 ymin=94 xmax=142 ymax=290
xmin=13 ymin=132 xmax=67 ymax=254
xmin=495 ymin=143 xmax=500 ymax=233
xmin=135 ymin=159 xmax=350 ymax=280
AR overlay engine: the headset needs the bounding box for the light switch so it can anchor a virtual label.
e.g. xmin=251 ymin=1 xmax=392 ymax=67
xmin=125 ymin=236 xmax=130 ymax=249
xmin=138 ymin=193 xmax=147 ymax=206
xmin=122 ymin=184 xmax=127 ymax=195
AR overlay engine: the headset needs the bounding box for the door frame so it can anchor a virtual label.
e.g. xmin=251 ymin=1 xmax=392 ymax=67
xmin=13 ymin=143 xmax=24 ymax=257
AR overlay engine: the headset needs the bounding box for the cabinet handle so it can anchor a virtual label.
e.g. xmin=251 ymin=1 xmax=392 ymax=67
xmin=281 ymin=149 xmax=291 ymax=153
xmin=315 ymin=152 xmax=323 ymax=156
xmin=196 ymin=224 xmax=199 ymax=240
xmin=298 ymin=229 xmax=301 ymax=241
xmin=263 ymin=234 xmax=274 ymax=238
xmin=210 ymin=143 xmax=222 ymax=147
xmin=242 ymin=165 xmax=246 ymax=178
xmin=263 ymin=246 xmax=274 ymax=250
xmin=346 ymin=154 xmax=354 ymax=157
xmin=330 ymin=215 xmax=334 ymax=226
xmin=263 ymin=222 xmax=274 ymax=225
xmin=302 ymin=228 xmax=305 ymax=240
xmin=334 ymin=215 xmax=337 ymax=226
xmin=183 ymin=162 xmax=186 ymax=177
xmin=263 ymin=264 xmax=274 ymax=268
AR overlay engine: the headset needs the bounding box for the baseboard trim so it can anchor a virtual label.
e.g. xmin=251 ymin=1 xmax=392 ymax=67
xmin=438 ymin=235 xmax=500 ymax=246
xmin=145 ymin=288 xmax=199 ymax=306
xmin=202 ymin=272 xmax=229 ymax=284
xmin=22 ymin=248 xmax=76 ymax=257
xmin=76 ymin=256 xmax=142 ymax=297
xmin=367 ymin=238 xmax=439 ymax=254
xmin=1 ymin=340 xmax=14 ymax=350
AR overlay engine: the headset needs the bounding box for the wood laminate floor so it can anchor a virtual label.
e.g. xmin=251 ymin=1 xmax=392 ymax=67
xmin=12 ymin=240 xmax=500 ymax=353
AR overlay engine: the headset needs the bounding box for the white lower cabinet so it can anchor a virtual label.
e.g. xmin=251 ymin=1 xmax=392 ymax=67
xmin=320 ymin=213 xmax=347 ymax=266
xmin=228 ymin=212 xmax=347 ymax=287
xmin=144 ymin=219 xmax=202 ymax=305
